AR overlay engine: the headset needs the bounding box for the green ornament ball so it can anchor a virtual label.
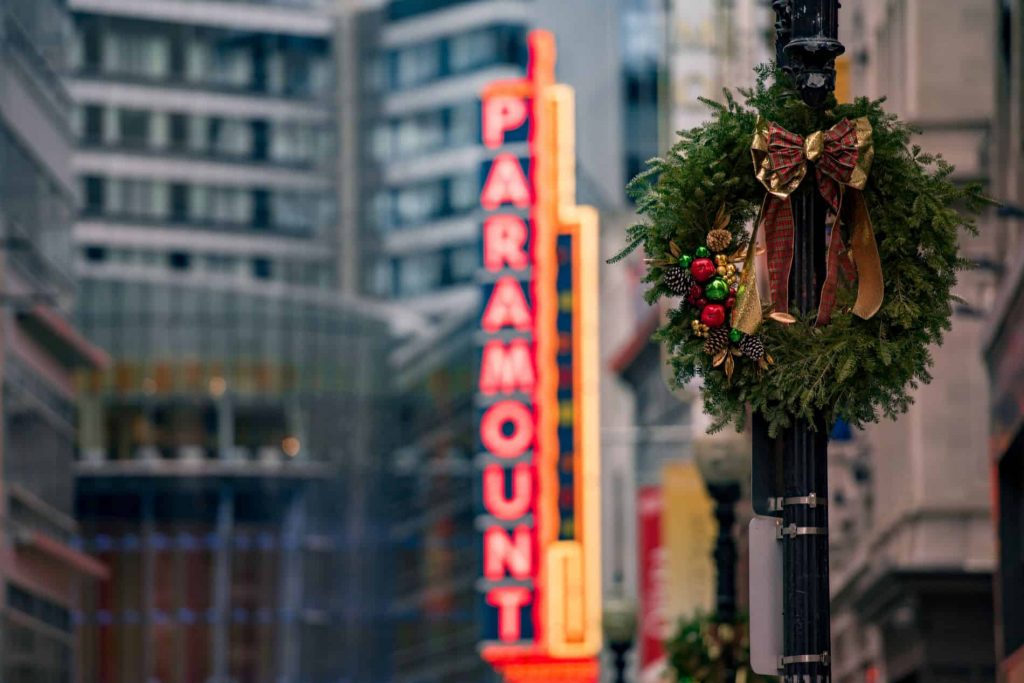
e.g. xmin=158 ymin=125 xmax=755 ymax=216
xmin=729 ymin=328 xmax=743 ymax=343
xmin=695 ymin=246 xmax=710 ymax=258
xmin=704 ymin=277 xmax=729 ymax=302
xmin=679 ymin=254 xmax=693 ymax=268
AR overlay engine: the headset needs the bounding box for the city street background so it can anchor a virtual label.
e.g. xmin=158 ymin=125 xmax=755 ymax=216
xmin=0 ymin=0 xmax=1021 ymax=682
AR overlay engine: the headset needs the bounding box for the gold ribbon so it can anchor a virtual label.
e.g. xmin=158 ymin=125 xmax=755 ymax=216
xmin=733 ymin=117 xmax=884 ymax=334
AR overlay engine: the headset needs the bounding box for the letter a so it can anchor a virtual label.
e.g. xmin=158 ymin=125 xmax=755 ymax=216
xmin=481 ymin=154 xmax=530 ymax=211
xmin=481 ymin=277 xmax=531 ymax=332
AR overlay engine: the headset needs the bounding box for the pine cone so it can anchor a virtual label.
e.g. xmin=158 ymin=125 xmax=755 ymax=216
xmin=704 ymin=328 xmax=730 ymax=355
xmin=663 ymin=266 xmax=693 ymax=295
xmin=706 ymin=229 xmax=733 ymax=253
xmin=739 ymin=334 xmax=766 ymax=361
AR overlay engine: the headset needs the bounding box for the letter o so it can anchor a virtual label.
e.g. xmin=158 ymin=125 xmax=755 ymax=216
xmin=480 ymin=400 xmax=534 ymax=458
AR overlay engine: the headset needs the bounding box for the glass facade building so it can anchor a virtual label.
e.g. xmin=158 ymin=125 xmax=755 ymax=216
xmin=359 ymin=0 xmax=530 ymax=314
xmin=67 ymin=1 xmax=395 ymax=681
xmin=1 ymin=0 xmax=110 ymax=681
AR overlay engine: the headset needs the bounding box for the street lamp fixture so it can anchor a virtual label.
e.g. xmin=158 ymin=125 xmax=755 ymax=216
xmin=603 ymin=590 xmax=638 ymax=683
xmin=694 ymin=431 xmax=748 ymax=682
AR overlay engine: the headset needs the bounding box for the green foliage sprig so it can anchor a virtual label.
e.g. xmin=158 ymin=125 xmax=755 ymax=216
xmin=665 ymin=612 xmax=770 ymax=683
xmin=612 ymin=66 xmax=986 ymax=436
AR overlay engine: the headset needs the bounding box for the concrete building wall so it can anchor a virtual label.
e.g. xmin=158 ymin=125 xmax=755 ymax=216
xmin=987 ymin=1 xmax=1024 ymax=679
xmin=831 ymin=3 xmax=999 ymax=682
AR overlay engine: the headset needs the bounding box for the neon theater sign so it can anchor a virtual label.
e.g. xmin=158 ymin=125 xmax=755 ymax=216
xmin=476 ymin=30 xmax=602 ymax=683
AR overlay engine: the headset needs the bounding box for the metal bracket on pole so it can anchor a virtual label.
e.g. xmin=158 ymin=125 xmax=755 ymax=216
xmin=782 ymin=492 xmax=826 ymax=508
xmin=778 ymin=651 xmax=827 ymax=667
xmin=779 ymin=652 xmax=831 ymax=669
xmin=776 ymin=524 xmax=827 ymax=540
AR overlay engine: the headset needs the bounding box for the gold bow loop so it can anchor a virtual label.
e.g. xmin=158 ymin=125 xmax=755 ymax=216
xmin=734 ymin=117 xmax=883 ymax=334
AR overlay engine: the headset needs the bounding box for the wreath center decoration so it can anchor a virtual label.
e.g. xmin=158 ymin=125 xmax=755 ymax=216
xmin=612 ymin=68 xmax=984 ymax=436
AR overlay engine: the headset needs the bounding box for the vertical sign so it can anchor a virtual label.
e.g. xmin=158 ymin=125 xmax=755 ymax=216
xmin=476 ymin=30 xmax=602 ymax=683
xmin=637 ymin=486 xmax=667 ymax=681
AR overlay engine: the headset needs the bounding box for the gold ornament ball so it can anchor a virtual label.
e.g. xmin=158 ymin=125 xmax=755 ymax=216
xmin=716 ymin=266 xmax=727 ymax=276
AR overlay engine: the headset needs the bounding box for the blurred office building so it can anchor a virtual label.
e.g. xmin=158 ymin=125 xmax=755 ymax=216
xmin=828 ymin=3 xmax=999 ymax=682
xmin=385 ymin=316 xmax=483 ymax=683
xmin=355 ymin=0 xmax=623 ymax=315
xmin=0 ymin=0 xmax=112 ymax=681
xmin=987 ymin=1 xmax=1024 ymax=681
xmin=64 ymin=1 xmax=399 ymax=681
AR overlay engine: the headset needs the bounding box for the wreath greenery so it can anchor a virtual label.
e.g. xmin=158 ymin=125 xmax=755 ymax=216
xmin=611 ymin=67 xmax=985 ymax=436
xmin=665 ymin=612 xmax=770 ymax=683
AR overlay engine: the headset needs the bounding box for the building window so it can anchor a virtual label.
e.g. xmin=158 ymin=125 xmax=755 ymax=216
xmin=252 ymin=189 xmax=270 ymax=228
xmin=252 ymin=257 xmax=273 ymax=280
xmin=83 ymin=105 xmax=104 ymax=144
xmin=84 ymin=246 xmax=107 ymax=263
xmin=395 ymin=111 xmax=445 ymax=158
xmin=107 ymin=178 xmax=169 ymax=221
xmin=168 ymin=252 xmax=191 ymax=271
xmin=395 ymin=182 xmax=444 ymax=226
xmin=449 ymin=29 xmax=499 ymax=72
xmin=397 ymin=252 xmax=443 ymax=296
xmin=448 ymin=244 xmax=479 ymax=283
xmin=447 ymin=102 xmax=478 ymax=146
xmin=205 ymin=253 xmax=238 ymax=275
xmin=81 ymin=19 xmax=101 ymax=69
xmin=169 ymin=113 xmax=188 ymax=151
xmin=389 ymin=0 xmax=478 ymax=21
xmin=169 ymin=184 xmax=189 ymax=223
xmin=83 ymin=176 xmax=104 ymax=214
xmin=449 ymin=174 xmax=478 ymax=212
xmin=394 ymin=41 xmax=441 ymax=89
xmin=119 ymin=109 xmax=150 ymax=149
xmin=103 ymin=31 xmax=170 ymax=79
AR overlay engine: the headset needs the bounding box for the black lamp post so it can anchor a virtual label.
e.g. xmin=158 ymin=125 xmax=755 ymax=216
xmin=770 ymin=2 xmax=842 ymax=680
xmin=695 ymin=432 xmax=747 ymax=683
xmin=603 ymin=590 xmax=637 ymax=683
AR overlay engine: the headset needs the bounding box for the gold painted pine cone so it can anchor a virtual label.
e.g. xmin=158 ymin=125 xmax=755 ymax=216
xmin=707 ymin=228 xmax=733 ymax=253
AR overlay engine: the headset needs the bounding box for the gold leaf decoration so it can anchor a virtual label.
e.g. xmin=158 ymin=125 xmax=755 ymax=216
xmin=769 ymin=312 xmax=797 ymax=324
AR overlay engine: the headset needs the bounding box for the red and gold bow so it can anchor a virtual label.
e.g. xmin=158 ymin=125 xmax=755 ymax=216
xmin=732 ymin=117 xmax=884 ymax=333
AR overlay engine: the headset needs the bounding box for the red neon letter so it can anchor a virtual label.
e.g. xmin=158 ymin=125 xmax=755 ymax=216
xmin=483 ymin=96 xmax=528 ymax=149
xmin=483 ymin=215 xmax=529 ymax=272
xmin=484 ymin=525 xmax=533 ymax=580
xmin=483 ymin=464 xmax=533 ymax=520
xmin=486 ymin=586 xmax=532 ymax=642
xmin=480 ymin=400 xmax=533 ymax=458
xmin=481 ymin=277 xmax=532 ymax=332
xmin=481 ymin=154 xmax=531 ymax=211
xmin=479 ymin=339 xmax=535 ymax=395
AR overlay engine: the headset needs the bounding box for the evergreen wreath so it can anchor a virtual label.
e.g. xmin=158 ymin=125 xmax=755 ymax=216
xmin=611 ymin=67 xmax=985 ymax=436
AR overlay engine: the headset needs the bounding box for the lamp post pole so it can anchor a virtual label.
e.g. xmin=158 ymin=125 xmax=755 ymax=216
xmin=695 ymin=432 xmax=747 ymax=683
xmin=610 ymin=639 xmax=630 ymax=683
xmin=771 ymin=2 xmax=844 ymax=681
xmin=603 ymin=588 xmax=637 ymax=683
xmin=707 ymin=482 xmax=740 ymax=683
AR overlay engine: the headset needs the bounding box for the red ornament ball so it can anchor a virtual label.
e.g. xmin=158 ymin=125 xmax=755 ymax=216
xmin=696 ymin=297 xmax=709 ymax=309
xmin=687 ymin=284 xmax=703 ymax=304
xmin=700 ymin=304 xmax=727 ymax=328
xmin=725 ymin=295 xmax=736 ymax=310
xmin=690 ymin=258 xmax=717 ymax=283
